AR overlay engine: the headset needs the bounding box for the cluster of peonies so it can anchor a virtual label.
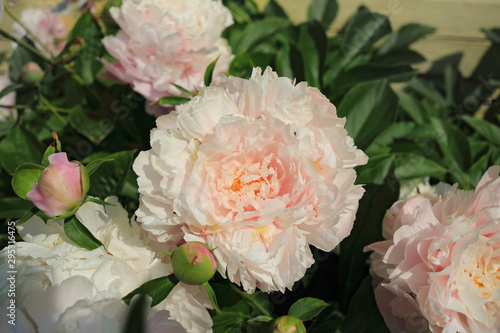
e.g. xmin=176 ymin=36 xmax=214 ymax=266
xmin=133 ymin=66 xmax=368 ymax=293
xmin=366 ymin=166 xmax=500 ymax=333
xmin=0 ymin=198 xmax=213 ymax=333
xmin=101 ymin=0 xmax=234 ymax=116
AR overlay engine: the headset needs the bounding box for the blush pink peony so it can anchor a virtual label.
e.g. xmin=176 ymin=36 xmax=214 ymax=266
xmin=134 ymin=67 xmax=368 ymax=293
xmin=365 ymin=166 xmax=500 ymax=333
xmin=12 ymin=7 xmax=68 ymax=57
xmin=101 ymin=0 xmax=234 ymax=116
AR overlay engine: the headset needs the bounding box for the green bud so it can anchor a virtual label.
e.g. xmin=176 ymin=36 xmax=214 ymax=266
xmin=273 ymin=316 xmax=306 ymax=333
xmin=171 ymin=242 xmax=217 ymax=285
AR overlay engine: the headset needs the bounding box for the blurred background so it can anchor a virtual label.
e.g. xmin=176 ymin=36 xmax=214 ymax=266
xmin=1 ymin=0 xmax=499 ymax=77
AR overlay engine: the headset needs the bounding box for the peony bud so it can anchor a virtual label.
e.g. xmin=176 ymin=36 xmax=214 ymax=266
xmin=273 ymin=316 xmax=306 ymax=333
xmin=21 ymin=62 xmax=44 ymax=85
xmin=26 ymin=152 xmax=89 ymax=218
xmin=171 ymin=242 xmax=217 ymax=285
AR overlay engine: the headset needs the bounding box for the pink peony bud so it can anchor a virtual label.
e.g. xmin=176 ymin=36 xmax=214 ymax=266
xmin=273 ymin=316 xmax=306 ymax=333
xmin=21 ymin=62 xmax=44 ymax=85
xmin=171 ymin=242 xmax=217 ymax=285
xmin=26 ymin=152 xmax=89 ymax=218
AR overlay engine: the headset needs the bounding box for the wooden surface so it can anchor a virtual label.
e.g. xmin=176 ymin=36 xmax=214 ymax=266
xmin=255 ymin=0 xmax=500 ymax=77
xmin=1 ymin=0 xmax=499 ymax=77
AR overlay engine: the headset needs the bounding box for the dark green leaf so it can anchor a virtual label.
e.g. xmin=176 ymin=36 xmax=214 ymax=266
xmin=0 ymin=197 xmax=35 ymax=220
xmin=430 ymin=117 xmax=471 ymax=174
xmin=0 ymin=125 xmax=45 ymax=174
xmin=481 ymin=27 xmax=500 ymax=44
xmin=465 ymin=151 xmax=491 ymax=187
xmin=203 ymin=282 xmax=222 ymax=315
xmin=228 ymin=51 xmax=255 ymax=79
xmin=275 ymin=42 xmax=293 ymax=78
xmin=123 ymin=294 xmax=150 ymax=333
xmin=122 ymin=275 xmax=179 ymax=307
xmin=67 ymin=11 xmax=104 ymax=85
xmin=299 ymin=25 xmax=320 ymax=88
xmin=204 ymin=57 xmax=218 ymax=87
xmin=288 ymin=297 xmax=329 ymax=320
xmin=155 ymin=96 xmax=191 ymax=106
xmin=230 ymin=17 xmax=290 ymax=54
xmin=463 ymin=116 xmax=500 ymax=147
xmin=0 ymin=83 xmax=24 ymax=100
xmin=11 ymin=163 xmax=45 ymax=199
xmin=395 ymin=90 xmax=427 ymax=124
xmin=339 ymin=7 xmax=391 ymax=67
xmin=85 ymin=158 xmax=113 ymax=175
xmin=338 ymin=178 xmax=399 ymax=309
xmin=8 ymin=36 xmax=43 ymax=81
xmin=308 ymin=0 xmax=338 ymax=30
xmin=373 ymin=49 xmax=426 ymax=66
xmin=356 ymin=155 xmax=394 ymax=185
xmin=337 ymin=81 xmax=398 ymax=149
xmin=394 ymin=153 xmax=447 ymax=180
xmin=340 ymin=276 xmax=390 ymax=333
xmin=68 ymin=105 xmax=114 ymax=144
xmin=225 ymin=2 xmax=252 ymax=24
xmin=407 ymin=77 xmax=447 ymax=106
xmin=264 ymin=0 xmax=288 ymax=19
xmin=87 ymin=150 xmax=136 ymax=199
xmin=64 ymin=215 xmax=104 ymax=250
xmin=377 ymin=23 xmax=435 ymax=56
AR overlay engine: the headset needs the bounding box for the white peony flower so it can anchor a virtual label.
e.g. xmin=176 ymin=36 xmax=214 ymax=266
xmin=0 ymin=197 xmax=213 ymax=333
xmin=134 ymin=67 xmax=368 ymax=293
xmin=101 ymin=0 xmax=234 ymax=116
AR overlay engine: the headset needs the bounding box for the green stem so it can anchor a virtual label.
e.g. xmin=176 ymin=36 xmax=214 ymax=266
xmin=4 ymin=5 xmax=55 ymax=58
xmin=230 ymin=284 xmax=272 ymax=317
xmin=0 ymin=29 xmax=53 ymax=64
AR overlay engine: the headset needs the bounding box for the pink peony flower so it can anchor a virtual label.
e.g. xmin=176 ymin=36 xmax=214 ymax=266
xmin=134 ymin=67 xmax=368 ymax=293
xmin=101 ymin=0 xmax=234 ymax=116
xmin=12 ymin=7 xmax=68 ymax=57
xmin=27 ymin=152 xmax=88 ymax=218
xmin=365 ymin=166 xmax=500 ymax=333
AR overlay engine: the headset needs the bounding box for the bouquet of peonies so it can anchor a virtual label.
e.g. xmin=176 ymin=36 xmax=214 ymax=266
xmin=0 ymin=0 xmax=498 ymax=332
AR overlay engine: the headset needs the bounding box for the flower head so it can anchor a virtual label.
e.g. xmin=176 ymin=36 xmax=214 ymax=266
xmin=26 ymin=152 xmax=89 ymax=218
xmin=365 ymin=166 xmax=500 ymax=333
xmin=101 ymin=0 xmax=234 ymax=116
xmin=134 ymin=67 xmax=368 ymax=293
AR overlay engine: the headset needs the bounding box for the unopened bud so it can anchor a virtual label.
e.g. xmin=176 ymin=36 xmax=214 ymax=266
xmin=171 ymin=242 xmax=217 ymax=285
xmin=273 ymin=316 xmax=306 ymax=333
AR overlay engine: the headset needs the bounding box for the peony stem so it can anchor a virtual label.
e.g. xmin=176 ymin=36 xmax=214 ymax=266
xmin=4 ymin=5 xmax=55 ymax=58
xmin=230 ymin=284 xmax=272 ymax=317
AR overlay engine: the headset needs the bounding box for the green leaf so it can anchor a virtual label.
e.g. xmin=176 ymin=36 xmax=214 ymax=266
xmin=0 ymin=125 xmax=45 ymax=174
xmin=465 ymin=151 xmax=491 ymax=187
xmin=203 ymin=282 xmax=222 ymax=315
xmin=356 ymin=155 xmax=394 ymax=185
xmin=299 ymin=24 xmax=320 ymax=88
xmin=308 ymin=0 xmax=338 ymax=30
xmin=430 ymin=117 xmax=471 ymax=174
xmin=122 ymin=275 xmax=179 ymax=307
xmin=85 ymin=158 xmax=113 ymax=175
xmin=394 ymin=153 xmax=447 ymax=180
xmin=225 ymin=2 xmax=252 ymax=24
xmin=339 ymin=6 xmax=391 ymax=67
xmin=463 ymin=116 xmax=500 ymax=147
xmin=8 ymin=36 xmax=42 ymax=81
xmin=264 ymin=0 xmax=288 ymax=19
xmin=204 ymin=57 xmax=218 ymax=87
xmin=84 ymin=196 xmax=116 ymax=207
xmin=0 ymin=197 xmax=35 ymax=220
xmin=377 ymin=23 xmax=435 ymax=56
xmin=338 ymin=179 xmax=399 ymax=309
xmin=15 ymin=206 xmax=40 ymax=226
xmin=275 ymin=42 xmax=293 ymax=78
xmin=68 ymin=105 xmax=114 ymax=144
xmin=11 ymin=163 xmax=45 ymax=199
xmin=155 ymin=96 xmax=191 ymax=106
xmin=288 ymin=297 xmax=329 ymax=321
xmin=481 ymin=27 xmax=500 ymax=44
xmin=395 ymin=90 xmax=427 ymax=124
xmin=340 ymin=276 xmax=390 ymax=333
xmin=67 ymin=11 xmax=104 ymax=85
xmin=0 ymin=83 xmax=24 ymax=100
xmin=228 ymin=50 xmax=255 ymax=79
xmin=247 ymin=315 xmax=274 ymax=323
xmin=373 ymin=49 xmax=426 ymax=66
xmin=337 ymin=81 xmax=398 ymax=149
xmin=86 ymin=150 xmax=136 ymax=199
xmin=172 ymin=83 xmax=196 ymax=97
xmin=64 ymin=215 xmax=104 ymax=250
xmin=41 ymin=132 xmax=62 ymax=167
xmin=230 ymin=17 xmax=290 ymax=54
xmin=123 ymin=294 xmax=150 ymax=333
